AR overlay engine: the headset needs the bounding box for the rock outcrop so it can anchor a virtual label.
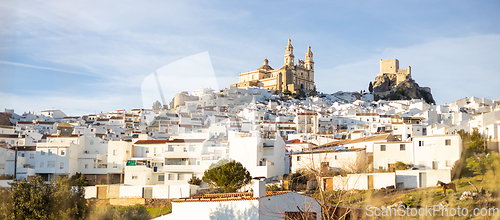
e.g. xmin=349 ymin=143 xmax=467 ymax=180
xmin=373 ymin=73 xmax=435 ymax=104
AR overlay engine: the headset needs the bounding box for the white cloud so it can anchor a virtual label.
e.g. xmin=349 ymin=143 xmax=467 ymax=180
xmin=0 ymin=60 xmax=98 ymax=77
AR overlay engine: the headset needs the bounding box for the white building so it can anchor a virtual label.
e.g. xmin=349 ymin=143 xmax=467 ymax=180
xmin=228 ymin=130 xmax=286 ymax=179
xmin=291 ymin=148 xmax=367 ymax=173
xmin=163 ymin=180 xmax=321 ymax=220
xmin=413 ymin=135 xmax=462 ymax=170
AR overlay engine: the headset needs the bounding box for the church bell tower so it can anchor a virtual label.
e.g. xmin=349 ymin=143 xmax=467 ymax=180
xmin=284 ymin=39 xmax=295 ymax=66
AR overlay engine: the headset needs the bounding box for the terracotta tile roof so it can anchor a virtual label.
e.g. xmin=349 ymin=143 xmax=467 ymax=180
xmin=173 ymin=191 xmax=290 ymax=203
xmin=134 ymin=140 xmax=168 ymax=144
xmin=10 ymin=145 xmax=36 ymax=151
xmin=314 ymin=134 xmax=395 ymax=149
xmin=17 ymin=121 xmax=34 ymax=124
xmin=297 ymin=113 xmax=317 ymax=115
xmin=355 ymin=113 xmax=379 ymax=116
xmin=134 ymin=139 xmax=206 ymax=145
xmin=0 ymin=134 xmax=19 ymax=138
xmin=167 ymin=139 xmax=205 ymax=143
xmin=36 ymin=121 xmax=55 ymax=124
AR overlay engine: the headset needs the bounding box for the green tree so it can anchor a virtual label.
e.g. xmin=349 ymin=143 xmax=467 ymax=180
xmin=368 ymin=81 xmax=373 ymax=93
xmin=50 ymin=175 xmax=89 ymax=220
xmin=466 ymin=156 xmax=486 ymax=176
xmin=202 ymin=160 xmax=251 ymax=192
xmin=188 ymin=176 xmax=202 ymax=186
xmin=0 ymin=175 xmax=90 ymax=220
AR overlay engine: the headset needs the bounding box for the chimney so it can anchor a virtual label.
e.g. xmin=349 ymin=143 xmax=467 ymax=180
xmin=253 ymin=179 xmax=266 ymax=198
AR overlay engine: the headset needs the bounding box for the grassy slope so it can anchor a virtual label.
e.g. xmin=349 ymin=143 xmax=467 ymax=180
xmin=324 ymin=154 xmax=500 ymax=219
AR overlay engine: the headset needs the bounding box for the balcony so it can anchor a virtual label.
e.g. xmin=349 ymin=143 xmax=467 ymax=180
xmin=163 ymin=151 xmax=201 ymax=159
xmin=162 ymin=164 xmax=203 ymax=173
xmin=78 ymin=153 xmax=103 ymax=160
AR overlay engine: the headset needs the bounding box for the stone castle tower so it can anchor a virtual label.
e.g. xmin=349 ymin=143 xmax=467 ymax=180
xmin=378 ymin=59 xmax=411 ymax=85
xmin=232 ymin=39 xmax=315 ymax=93
xmin=378 ymin=59 xmax=412 ymax=85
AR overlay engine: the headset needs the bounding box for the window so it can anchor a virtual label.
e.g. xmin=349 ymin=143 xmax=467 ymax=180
xmin=60 ymin=150 xmax=65 ymax=156
xmin=419 ymin=141 xmax=424 ymax=147
xmin=60 ymin=162 xmax=64 ymax=169
xmin=132 ymin=175 xmax=138 ymax=180
xmin=113 ymin=150 xmax=117 ymax=156
xmin=177 ymin=174 xmax=184 ymax=180
xmin=158 ymin=175 xmax=165 ymax=181
xmin=334 ymin=155 xmax=338 ymax=160
xmin=380 ymin=145 xmax=386 ymax=151
xmin=48 ymin=149 xmax=53 ymax=155
xmin=445 ymin=139 xmax=451 ymax=146
xmin=419 ymin=161 xmax=426 ymax=169
xmin=168 ymin=174 xmax=175 ymax=180
xmin=432 ymin=161 xmax=438 ymax=170
xmin=85 ymin=164 xmax=88 ymax=169
xmin=297 ymin=156 xmax=301 ymax=161
xmin=113 ymin=162 xmax=118 ymax=168
xmin=394 ymin=127 xmax=398 ymax=130
xmin=168 ymin=145 xmax=174 ymax=152
xmin=90 ymin=141 xmax=94 ymax=145
xmin=145 ymin=150 xmax=149 ymax=153
xmin=30 ymin=154 xmax=34 ymax=159
xmin=47 ymin=161 xmax=55 ymax=168
xmin=400 ymin=144 xmax=405 ymax=151
xmin=183 ymin=147 xmax=187 ymax=152
xmin=40 ymin=162 xmax=44 ymax=168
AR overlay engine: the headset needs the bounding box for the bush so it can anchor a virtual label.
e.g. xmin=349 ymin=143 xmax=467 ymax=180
xmin=395 ymin=161 xmax=410 ymax=170
xmin=89 ymin=205 xmax=151 ymax=220
xmin=0 ymin=175 xmax=89 ymax=220
xmin=266 ymin=183 xmax=284 ymax=192
xmin=188 ymin=177 xmax=202 ymax=186
xmin=202 ymin=160 xmax=251 ymax=192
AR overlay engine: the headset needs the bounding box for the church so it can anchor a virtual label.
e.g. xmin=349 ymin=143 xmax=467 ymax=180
xmin=232 ymin=39 xmax=316 ymax=94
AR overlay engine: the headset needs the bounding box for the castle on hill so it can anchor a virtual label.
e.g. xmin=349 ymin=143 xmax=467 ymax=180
xmin=232 ymin=39 xmax=316 ymax=94
xmin=378 ymin=59 xmax=412 ymax=87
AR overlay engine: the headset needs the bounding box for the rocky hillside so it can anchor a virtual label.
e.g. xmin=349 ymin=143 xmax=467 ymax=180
xmin=373 ymin=73 xmax=435 ymax=104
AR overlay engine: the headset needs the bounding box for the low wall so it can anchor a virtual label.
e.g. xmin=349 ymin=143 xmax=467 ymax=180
xmin=323 ymin=172 xmax=395 ymax=191
xmin=85 ymin=184 xmax=200 ymax=199
xmin=396 ymin=169 xmax=451 ymax=189
xmin=109 ymin=198 xmax=145 ymax=206
xmin=84 ymin=186 xmax=97 ymax=199
xmin=0 ymin=180 xmax=13 ymax=187
xmin=119 ymin=185 xmax=144 ymax=198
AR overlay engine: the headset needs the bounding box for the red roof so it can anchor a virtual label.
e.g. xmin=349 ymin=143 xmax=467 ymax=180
xmin=17 ymin=121 xmax=34 ymax=124
xmin=134 ymin=139 xmax=206 ymax=145
xmin=134 ymin=140 xmax=168 ymax=145
xmin=173 ymin=191 xmax=290 ymax=203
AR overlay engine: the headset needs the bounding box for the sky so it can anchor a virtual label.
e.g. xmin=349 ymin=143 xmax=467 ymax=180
xmin=1 ymin=1 xmax=500 ymax=116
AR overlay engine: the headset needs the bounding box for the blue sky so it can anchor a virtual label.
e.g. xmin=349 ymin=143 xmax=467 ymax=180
xmin=1 ymin=1 xmax=500 ymax=115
